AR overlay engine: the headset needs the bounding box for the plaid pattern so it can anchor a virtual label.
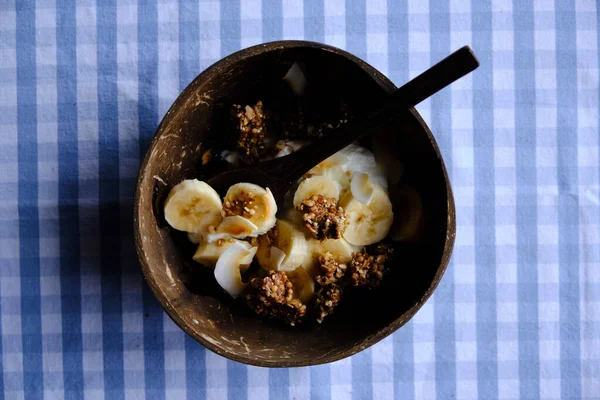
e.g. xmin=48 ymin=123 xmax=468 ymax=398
xmin=0 ymin=0 xmax=599 ymax=398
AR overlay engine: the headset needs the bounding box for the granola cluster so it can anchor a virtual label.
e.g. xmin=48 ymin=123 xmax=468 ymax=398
xmin=223 ymin=190 xmax=257 ymax=219
xmin=244 ymin=271 xmax=307 ymax=326
xmin=314 ymin=284 xmax=342 ymax=323
xmin=349 ymin=243 xmax=394 ymax=287
xmin=233 ymin=101 xmax=267 ymax=163
xmin=315 ymin=252 xmax=347 ymax=286
xmin=297 ymin=195 xmax=348 ymax=240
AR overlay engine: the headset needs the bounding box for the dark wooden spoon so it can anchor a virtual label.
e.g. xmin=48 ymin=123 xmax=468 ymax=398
xmin=208 ymin=46 xmax=479 ymax=202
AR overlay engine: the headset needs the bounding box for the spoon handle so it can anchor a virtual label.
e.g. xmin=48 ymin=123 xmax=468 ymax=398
xmin=265 ymin=45 xmax=479 ymax=185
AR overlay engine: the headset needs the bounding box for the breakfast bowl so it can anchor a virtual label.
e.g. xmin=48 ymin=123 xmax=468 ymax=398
xmin=133 ymin=41 xmax=455 ymax=367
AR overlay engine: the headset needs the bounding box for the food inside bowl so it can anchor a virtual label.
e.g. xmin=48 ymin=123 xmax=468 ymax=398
xmin=162 ymin=63 xmax=423 ymax=326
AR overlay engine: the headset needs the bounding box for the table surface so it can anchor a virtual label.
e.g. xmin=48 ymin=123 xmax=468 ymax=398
xmin=1 ymin=0 xmax=599 ymax=399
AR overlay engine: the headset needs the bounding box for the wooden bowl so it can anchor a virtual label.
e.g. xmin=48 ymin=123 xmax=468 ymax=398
xmin=134 ymin=41 xmax=455 ymax=367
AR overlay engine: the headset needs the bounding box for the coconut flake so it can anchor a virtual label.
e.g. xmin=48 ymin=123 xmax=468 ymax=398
xmin=220 ymin=149 xmax=240 ymax=165
xmin=283 ymin=62 xmax=308 ymax=96
xmin=214 ymin=241 xmax=257 ymax=297
xmin=270 ymin=246 xmax=287 ymax=269
xmin=351 ymin=172 xmax=374 ymax=205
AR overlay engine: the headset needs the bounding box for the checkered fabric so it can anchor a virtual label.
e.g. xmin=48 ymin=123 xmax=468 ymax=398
xmin=1 ymin=0 xmax=599 ymax=399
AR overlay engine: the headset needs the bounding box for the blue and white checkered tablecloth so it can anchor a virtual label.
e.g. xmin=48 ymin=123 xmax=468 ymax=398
xmin=1 ymin=0 xmax=599 ymax=399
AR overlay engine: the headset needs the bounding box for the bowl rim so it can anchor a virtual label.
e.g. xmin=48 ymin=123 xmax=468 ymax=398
xmin=133 ymin=40 xmax=456 ymax=367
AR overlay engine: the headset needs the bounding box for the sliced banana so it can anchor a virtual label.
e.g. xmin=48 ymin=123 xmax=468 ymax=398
xmin=302 ymin=240 xmax=323 ymax=274
xmin=351 ymin=172 xmax=374 ymax=205
xmin=307 ymin=154 xmax=351 ymax=195
xmin=193 ymin=238 xmax=239 ymax=267
xmin=340 ymin=183 xmax=394 ymax=246
xmin=331 ymin=166 xmax=353 ymax=191
xmin=293 ymin=175 xmax=341 ymax=208
xmin=314 ymin=165 xmax=352 ymax=197
xmin=287 ymin=267 xmax=315 ymax=303
xmin=223 ymin=183 xmax=277 ymax=235
xmin=307 ymin=144 xmax=386 ymax=190
xmin=275 ymin=220 xmax=309 ymax=271
xmin=308 ymin=152 xmax=348 ymax=177
xmin=214 ymin=241 xmax=257 ymax=298
xmin=282 ymin=208 xmax=306 ymax=231
xmin=256 ymin=219 xmax=308 ymax=271
xmin=304 ymin=238 xmax=361 ymax=274
xmin=314 ymin=238 xmax=362 ymax=264
xmin=207 ymin=215 xmax=259 ymax=242
xmin=163 ymin=179 xmax=223 ymax=233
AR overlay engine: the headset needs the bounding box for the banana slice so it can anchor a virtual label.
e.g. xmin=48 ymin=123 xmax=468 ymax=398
xmin=311 ymin=165 xmax=352 ymax=198
xmin=302 ymin=239 xmax=323 ymax=274
xmin=308 ymin=152 xmax=349 ymax=177
xmin=314 ymin=238 xmax=362 ymax=264
xmin=351 ymin=172 xmax=374 ymax=205
xmin=256 ymin=219 xmax=308 ymax=271
xmin=287 ymin=267 xmax=315 ymax=303
xmin=293 ymin=175 xmax=341 ymax=208
xmin=223 ymin=183 xmax=277 ymax=235
xmin=207 ymin=215 xmax=259 ymax=242
xmin=163 ymin=179 xmax=223 ymax=233
xmin=307 ymin=153 xmax=351 ymax=194
xmin=214 ymin=241 xmax=257 ymax=298
xmin=329 ymin=166 xmax=353 ymax=192
xmin=282 ymin=208 xmax=306 ymax=231
xmin=304 ymin=238 xmax=361 ymax=274
xmin=274 ymin=220 xmax=309 ymax=271
xmin=340 ymin=183 xmax=394 ymax=246
xmin=193 ymin=238 xmax=239 ymax=267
